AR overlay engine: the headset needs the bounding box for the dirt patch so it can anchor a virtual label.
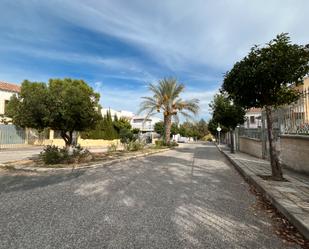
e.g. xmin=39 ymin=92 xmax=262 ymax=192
xmin=250 ymin=185 xmax=309 ymax=248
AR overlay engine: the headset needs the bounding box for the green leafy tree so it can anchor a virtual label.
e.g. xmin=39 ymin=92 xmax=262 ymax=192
xmin=113 ymin=116 xmax=132 ymax=133
xmin=80 ymin=119 xmax=105 ymax=139
xmin=170 ymin=123 xmax=179 ymax=136
xmin=178 ymin=124 xmax=188 ymax=137
xmin=154 ymin=121 xmax=178 ymax=137
xmin=207 ymin=118 xmax=219 ymax=136
xmin=132 ymin=128 xmax=140 ymax=134
xmin=209 ymin=94 xmax=245 ymax=153
xmin=102 ymin=110 xmax=118 ymax=140
xmin=196 ymin=119 xmax=209 ymax=139
xmin=119 ymin=128 xmax=135 ymax=144
xmin=154 ymin=121 xmax=164 ymax=135
xmin=139 ymin=78 xmax=199 ymax=144
xmin=222 ymin=33 xmax=309 ymax=179
xmin=6 ymin=78 xmax=101 ymax=147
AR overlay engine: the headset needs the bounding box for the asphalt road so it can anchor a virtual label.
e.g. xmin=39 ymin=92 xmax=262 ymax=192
xmin=0 ymin=143 xmax=298 ymax=249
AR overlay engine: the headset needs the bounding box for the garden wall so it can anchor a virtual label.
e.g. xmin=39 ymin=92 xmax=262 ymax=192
xmin=239 ymin=136 xmax=263 ymax=158
xmin=280 ymin=135 xmax=309 ymax=174
xmin=34 ymin=138 xmax=120 ymax=147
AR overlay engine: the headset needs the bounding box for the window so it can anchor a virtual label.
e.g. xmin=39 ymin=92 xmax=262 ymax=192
xmin=4 ymin=100 xmax=9 ymax=114
xmin=250 ymin=116 xmax=255 ymax=124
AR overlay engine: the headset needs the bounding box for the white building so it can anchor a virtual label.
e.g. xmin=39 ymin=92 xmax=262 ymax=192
xmin=101 ymin=106 xmax=163 ymax=133
xmin=0 ymin=81 xmax=20 ymax=123
xmin=101 ymin=108 xmax=134 ymax=120
xmin=131 ymin=116 xmax=162 ymax=132
xmin=243 ymin=108 xmax=262 ymax=128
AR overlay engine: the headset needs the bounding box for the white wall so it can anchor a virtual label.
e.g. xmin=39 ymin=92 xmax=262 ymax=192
xmin=0 ymin=90 xmax=16 ymax=115
xmin=131 ymin=116 xmax=162 ymax=132
xmin=101 ymin=108 xmax=134 ymax=120
xmin=244 ymin=113 xmax=262 ymax=128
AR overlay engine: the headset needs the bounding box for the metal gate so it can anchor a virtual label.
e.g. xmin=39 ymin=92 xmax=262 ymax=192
xmin=0 ymin=124 xmax=26 ymax=149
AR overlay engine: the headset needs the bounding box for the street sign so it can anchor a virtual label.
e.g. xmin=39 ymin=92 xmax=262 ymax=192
xmin=217 ymin=127 xmax=222 ymax=132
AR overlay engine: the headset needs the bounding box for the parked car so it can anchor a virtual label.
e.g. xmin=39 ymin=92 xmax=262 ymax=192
xmin=178 ymin=137 xmax=188 ymax=143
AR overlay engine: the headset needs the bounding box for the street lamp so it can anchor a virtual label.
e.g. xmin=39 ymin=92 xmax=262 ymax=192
xmin=217 ymin=125 xmax=222 ymax=145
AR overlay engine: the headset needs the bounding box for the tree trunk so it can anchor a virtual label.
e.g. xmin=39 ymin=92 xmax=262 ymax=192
xmin=164 ymin=115 xmax=172 ymax=145
xmin=265 ymin=106 xmax=283 ymax=180
xmin=61 ymin=131 xmax=73 ymax=148
xmin=230 ymin=129 xmax=235 ymax=153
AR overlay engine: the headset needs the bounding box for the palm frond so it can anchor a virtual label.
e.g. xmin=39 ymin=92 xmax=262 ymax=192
xmin=139 ymin=78 xmax=200 ymax=122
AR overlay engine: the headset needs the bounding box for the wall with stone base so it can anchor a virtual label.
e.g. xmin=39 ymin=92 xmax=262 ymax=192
xmin=280 ymin=135 xmax=309 ymax=174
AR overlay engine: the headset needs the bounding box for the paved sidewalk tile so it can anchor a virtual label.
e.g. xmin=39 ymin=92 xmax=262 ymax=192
xmin=218 ymin=145 xmax=309 ymax=240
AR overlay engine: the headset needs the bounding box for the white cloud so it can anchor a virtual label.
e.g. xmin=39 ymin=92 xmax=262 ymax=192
xmin=47 ymin=0 xmax=309 ymax=71
xmin=94 ymin=81 xmax=217 ymax=120
xmin=1 ymin=0 xmax=308 ymax=119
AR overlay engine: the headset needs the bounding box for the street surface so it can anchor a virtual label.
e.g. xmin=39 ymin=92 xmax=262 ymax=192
xmin=0 ymin=143 xmax=297 ymax=248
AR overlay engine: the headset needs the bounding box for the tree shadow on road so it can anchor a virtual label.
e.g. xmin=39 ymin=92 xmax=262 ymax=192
xmin=0 ymin=143 xmax=297 ymax=249
xmin=0 ymin=170 xmax=85 ymax=193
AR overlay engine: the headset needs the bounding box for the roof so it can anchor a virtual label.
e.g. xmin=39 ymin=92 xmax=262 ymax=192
xmin=246 ymin=108 xmax=262 ymax=114
xmin=131 ymin=116 xmax=162 ymax=122
xmin=0 ymin=81 xmax=20 ymax=93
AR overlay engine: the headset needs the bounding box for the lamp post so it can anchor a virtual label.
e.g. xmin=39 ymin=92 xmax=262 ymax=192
xmin=217 ymin=125 xmax=222 ymax=145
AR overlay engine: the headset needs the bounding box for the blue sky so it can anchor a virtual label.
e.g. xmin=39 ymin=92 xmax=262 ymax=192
xmin=0 ymin=0 xmax=308 ymax=119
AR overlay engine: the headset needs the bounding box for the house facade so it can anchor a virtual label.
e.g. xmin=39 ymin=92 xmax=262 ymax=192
xmin=101 ymin=107 xmax=162 ymax=132
xmin=243 ymin=108 xmax=262 ymax=129
xmin=130 ymin=116 xmax=161 ymax=132
xmin=0 ymin=81 xmax=20 ymax=123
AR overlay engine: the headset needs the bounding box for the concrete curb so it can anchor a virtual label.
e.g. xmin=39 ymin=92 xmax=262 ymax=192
xmin=216 ymin=143 xmax=309 ymax=240
xmin=5 ymin=148 xmax=171 ymax=173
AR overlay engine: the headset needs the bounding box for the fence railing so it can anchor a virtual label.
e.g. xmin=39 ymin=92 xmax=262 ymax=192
xmin=271 ymin=88 xmax=309 ymax=135
xmin=238 ymin=88 xmax=309 ymax=140
xmin=0 ymin=125 xmax=50 ymax=149
xmin=238 ymin=128 xmax=262 ymax=140
xmin=0 ymin=124 xmax=26 ymax=149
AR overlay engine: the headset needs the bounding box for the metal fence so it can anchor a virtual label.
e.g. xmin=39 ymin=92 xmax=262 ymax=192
xmin=0 ymin=124 xmax=26 ymax=149
xmin=238 ymin=88 xmax=309 ymax=141
xmin=238 ymin=128 xmax=262 ymax=140
xmin=0 ymin=125 xmax=49 ymax=149
xmin=272 ymin=88 xmax=309 ymax=135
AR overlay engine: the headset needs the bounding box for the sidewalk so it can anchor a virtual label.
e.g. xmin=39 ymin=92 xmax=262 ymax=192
xmin=217 ymin=144 xmax=309 ymax=240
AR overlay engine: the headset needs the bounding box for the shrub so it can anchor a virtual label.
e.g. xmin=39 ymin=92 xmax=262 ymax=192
xmin=169 ymin=141 xmax=179 ymax=147
xmin=203 ymin=134 xmax=213 ymax=142
xmin=154 ymin=140 xmax=168 ymax=149
xmin=128 ymin=141 xmax=145 ymax=151
xmin=77 ymin=149 xmax=93 ymax=163
xmin=40 ymin=145 xmax=69 ymax=164
xmin=132 ymin=128 xmax=140 ymax=134
xmin=155 ymin=140 xmax=178 ymax=149
xmin=155 ymin=140 xmax=165 ymax=147
xmin=40 ymin=145 xmax=92 ymax=164
xmin=119 ymin=128 xmax=135 ymax=144
xmin=107 ymin=142 xmax=118 ymax=153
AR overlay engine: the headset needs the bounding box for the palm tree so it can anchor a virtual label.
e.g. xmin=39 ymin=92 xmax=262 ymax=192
xmin=139 ymin=78 xmax=199 ymax=144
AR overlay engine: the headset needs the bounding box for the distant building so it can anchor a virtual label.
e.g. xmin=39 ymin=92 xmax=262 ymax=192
xmin=293 ymin=76 xmax=309 ymax=124
xmin=243 ymin=108 xmax=262 ymax=128
xmin=0 ymin=81 xmax=20 ymax=123
xmin=101 ymin=108 xmax=162 ymax=132
xmin=130 ymin=115 xmax=162 ymax=132
xmin=101 ymin=108 xmax=134 ymax=120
